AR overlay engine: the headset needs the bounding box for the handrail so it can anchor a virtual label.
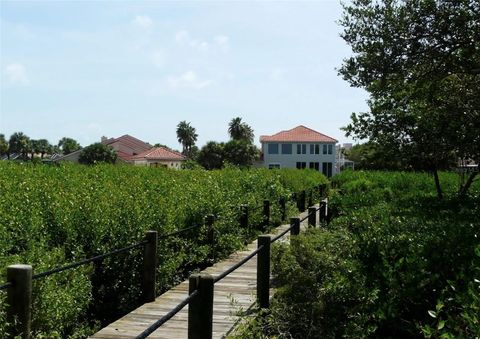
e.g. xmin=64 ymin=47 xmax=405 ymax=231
xmin=270 ymin=224 xmax=295 ymax=243
xmin=214 ymin=245 xmax=264 ymax=283
xmin=0 ymin=223 xmax=204 ymax=289
xmin=0 ymin=281 xmax=13 ymax=290
xmin=32 ymin=240 xmax=148 ymax=281
xmin=299 ymin=206 xmax=320 ymax=223
xmin=135 ymin=289 xmax=199 ymax=339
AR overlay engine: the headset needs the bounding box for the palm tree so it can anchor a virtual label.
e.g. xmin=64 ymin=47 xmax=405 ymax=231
xmin=228 ymin=117 xmax=254 ymax=143
xmin=34 ymin=139 xmax=52 ymax=159
xmin=58 ymin=137 xmax=81 ymax=155
xmin=176 ymin=121 xmax=198 ymax=156
xmin=9 ymin=132 xmax=30 ymax=159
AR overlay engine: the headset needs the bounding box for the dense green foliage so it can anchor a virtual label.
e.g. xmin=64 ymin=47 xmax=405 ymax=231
xmin=0 ymin=162 xmax=326 ymax=337
xmin=240 ymin=171 xmax=479 ymax=338
xmin=78 ymin=143 xmax=117 ymax=165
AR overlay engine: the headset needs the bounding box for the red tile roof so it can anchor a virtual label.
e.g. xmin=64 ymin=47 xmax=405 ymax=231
xmin=131 ymin=147 xmax=186 ymax=161
xmin=260 ymin=125 xmax=338 ymax=143
xmin=102 ymin=134 xmax=151 ymax=151
xmin=116 ymin=150 xmax=135 ymax=162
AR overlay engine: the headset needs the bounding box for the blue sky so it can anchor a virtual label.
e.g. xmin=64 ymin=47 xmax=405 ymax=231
xmin=0 ymin=0 xmax=368 ymax=149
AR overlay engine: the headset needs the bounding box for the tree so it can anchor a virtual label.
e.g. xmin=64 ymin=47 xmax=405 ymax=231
xmin=339 ymin=0 xmax=480 ymax=198
xmin=228 ymin=117 xmax=255 ymax=143
xmin=8 ymin=132 xmax=30 ymax=159
xmin=0 ymin=134 xmax=8 ymax=158
xmin=176 ymin=121 xmax=198 ymax=157
xmin=33 ymin=139 xmax=52 ymax=159
xmin=345 ymin=142 xmax=404 ymax=170
xmin=197 ymin=141 xmax=225 ymax=170
xmin=78 ymin=143 xmax=117 ymax=165
xmin=58 ymin=137 xmax=81 ymax=155
xmin=223 ymin=140 xmax=258 ymax=167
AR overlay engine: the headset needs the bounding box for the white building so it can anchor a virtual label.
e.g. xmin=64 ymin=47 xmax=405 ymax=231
xmin=260 ymin=125 xmax=338 ymax=177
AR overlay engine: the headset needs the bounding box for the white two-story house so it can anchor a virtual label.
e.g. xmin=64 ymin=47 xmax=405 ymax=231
xmin=260 ymin=125 xmax=338 ymax=177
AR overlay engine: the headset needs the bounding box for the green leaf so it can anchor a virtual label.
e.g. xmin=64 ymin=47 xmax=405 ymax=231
xmin=437 ymin=320 xmax=445 ymax=330
xmin=428 ymin=310 xmax=437 ymax=318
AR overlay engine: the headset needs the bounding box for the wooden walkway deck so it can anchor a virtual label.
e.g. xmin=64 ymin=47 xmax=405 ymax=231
xmin=91 ymin=208 xmax=314 ymax=339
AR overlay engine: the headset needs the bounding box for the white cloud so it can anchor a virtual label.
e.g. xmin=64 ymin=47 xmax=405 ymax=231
xmin=4 ymin=63 xmax=29 ymax=85
xmin=132 ymin=15 xmax=153 ymax=29
xmin=175 ymin=30 xmax=209 ymax=52
xmin=175 ymin=31 xmax=230 ymax=52
xmin=167 ymin=70 xmax=212 ymax=89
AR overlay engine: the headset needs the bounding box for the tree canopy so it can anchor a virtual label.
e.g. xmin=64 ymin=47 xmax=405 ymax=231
xmin=228 ymin=117 xmax=255 ymax=143
xmin=8 ymin=132 xmax=30 ymax=159
xmin=0 ymin=134 xmax=8 ymax=157
xmin=176 ymin=121 xmax=198 ymax=157
xmin=58 ymin=137 xmax=81 ymax=155
xmin=78 ymin=143 xmax=117 ymax=165
xmin=340 ymin=0 xmax=480 ymax=197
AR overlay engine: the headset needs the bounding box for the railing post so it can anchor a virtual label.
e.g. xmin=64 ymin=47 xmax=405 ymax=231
xmin=7 ymin=264 xmax=32 ymax=339
xmin=240 ymin=204 xmax=248 ymax=228
xmin=308 ymin=207 xmax=316 ymax=228
xmin=279 ymin=197 xmax=286 ymax=222
xmin=257 ymin=235 xmax=271 ymax=309
xmin=142 ymin=230 xmax=158 ymax=303
xmin=188 ymin=273 xmax=214 ymax=339
xmin=325 ymin=198 xmax=330 ymax=225
xmin=297 ymin=190 xmax=306 ymax=212
xmin=319 ymin=200 xmax=327 ymax=224
xmin=262 ymin=200 xmax=270 ymax=230
xmin=290 ymin=217 xmax=300 ymax=236
xmin=205 ymin=214 xmax=215 ymax=261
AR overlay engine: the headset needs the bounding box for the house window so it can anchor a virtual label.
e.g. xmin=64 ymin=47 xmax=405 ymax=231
xmin=309 ymin=144 xmax=320 ymax=154
xmin=268 ymin=163 xmax=280 ymax=169
xmin=281 ymin=143 xmax=292 ymax=154
xmin=322 ymin=162 xmax=333 ymax=177
xmin=296 ymin=162 xmax=306 ymax=169
xmin=323 ymin=144 xmax=328 ymax=154
xmin=309 ymin=162 xmax=320 ymax=171
xmin=268 ymin=143 xmax=279 ymax=154
xmin=328 ymin=144 xmax=333 ymax=154
xmin=296 ymin=144 xmax=307 ymax=154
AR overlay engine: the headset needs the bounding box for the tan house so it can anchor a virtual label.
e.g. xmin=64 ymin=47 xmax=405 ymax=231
xmin=131 ymin=147 xmax=186 ymax=169
xmin=101 ymin=135 xmax=151 ymax=163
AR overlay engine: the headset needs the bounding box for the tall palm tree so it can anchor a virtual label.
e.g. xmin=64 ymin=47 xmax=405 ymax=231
xmin=228 ymin=117 xmax=254 ymax=143
xmin=176 ymin=121 xmax=198 ymax=156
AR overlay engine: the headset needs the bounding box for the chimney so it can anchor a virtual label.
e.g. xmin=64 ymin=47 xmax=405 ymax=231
xmin=101 ymin=136 xmax=107 ymax=143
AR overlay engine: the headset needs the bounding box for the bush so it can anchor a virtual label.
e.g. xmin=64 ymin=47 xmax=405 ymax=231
xmin=256 ymin=171 xmax=480 ymax=338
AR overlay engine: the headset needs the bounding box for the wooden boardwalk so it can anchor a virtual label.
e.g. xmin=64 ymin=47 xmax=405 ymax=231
xmin=91 ymin=208 xmax=314 ymax=339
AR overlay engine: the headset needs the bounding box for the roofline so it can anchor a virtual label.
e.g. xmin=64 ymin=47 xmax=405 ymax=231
xmin=259 ymin=125 xmax=338 ymax=143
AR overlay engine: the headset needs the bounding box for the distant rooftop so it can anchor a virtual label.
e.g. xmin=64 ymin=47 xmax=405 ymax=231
xmin=131 ymin=147 xmax=186 ymax=161
xmin=260 ymin=125 xmax=338 ymax=143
